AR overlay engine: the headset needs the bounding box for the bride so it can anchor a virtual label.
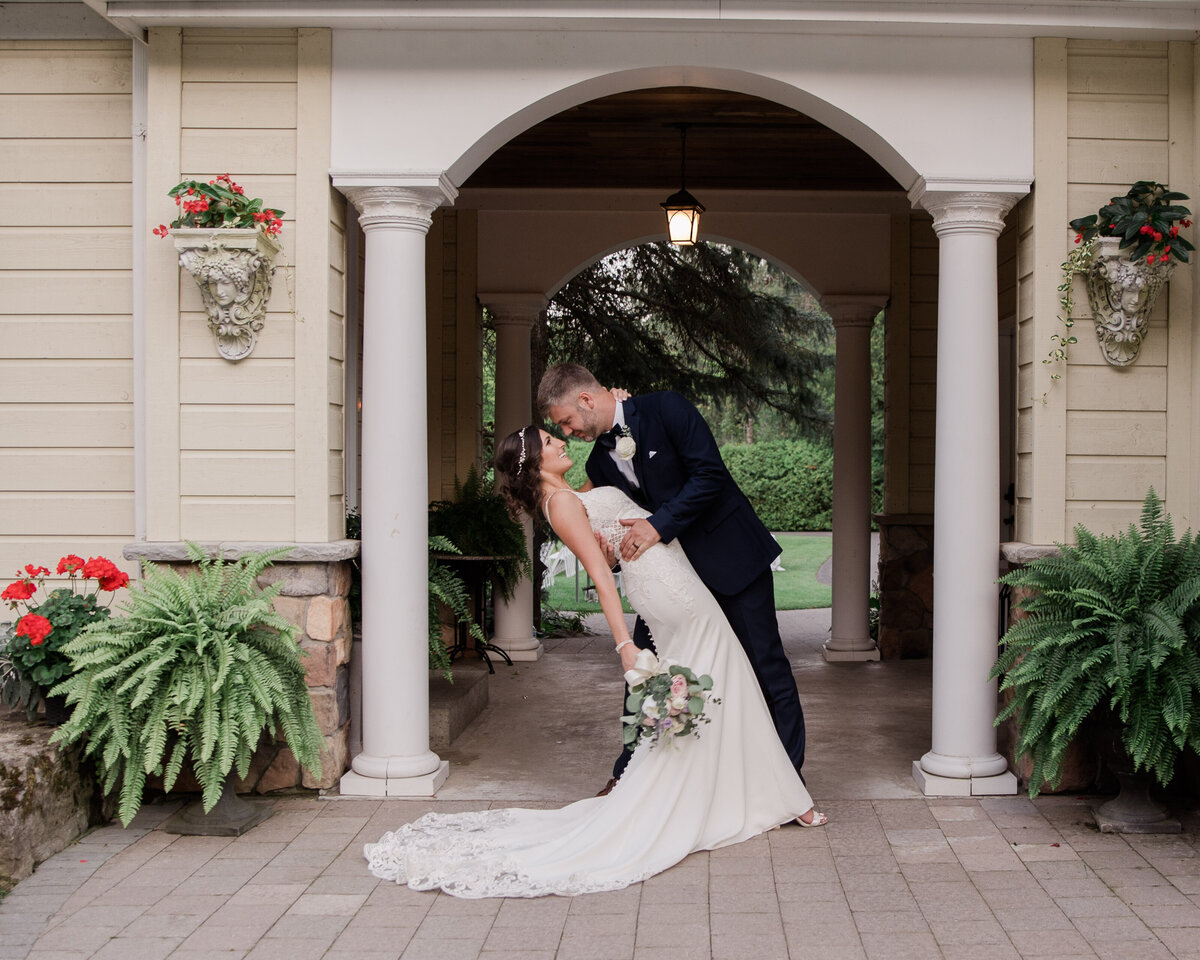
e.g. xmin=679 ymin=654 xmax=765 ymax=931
xmin=363 ymin=425 xmax=825 ymax=898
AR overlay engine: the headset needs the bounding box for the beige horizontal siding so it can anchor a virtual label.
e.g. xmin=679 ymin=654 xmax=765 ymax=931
xmin=181 ymin=405 xmax=296 ymax=450
xmin=0 ymin=450 xmax=132 ymax=492
xmin=181 ymin=82 xmax=297 ymax=128
xmin=0 ymin=227 xmax=132 ymax=270
xmin=1 ymin=183 xmax=132 ymax=226
xmin=1 ymin=404 xmax=133 ymax=448
xmin=0 ymin=93 xmax=131 ymax=137
xmin=1043 ymin=38 xmax=1181 ymax=538
xmin=180 ymin=498 xmax=294 ymax=540
xmin=180 ymin=452 xmax=296 ymax=496
xmin=162 ymin=29 xmax=305 ymax=542
xmin=0 ymin=317 xmax=131 ymax=359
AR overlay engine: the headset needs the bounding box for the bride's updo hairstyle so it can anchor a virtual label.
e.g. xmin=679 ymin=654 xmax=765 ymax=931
xmin=495 ymin=425 xmax=544 ymax=519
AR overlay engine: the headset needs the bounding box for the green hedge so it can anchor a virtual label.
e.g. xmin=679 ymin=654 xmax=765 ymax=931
xmin=720 ymin=439 xmax=834 ymax=531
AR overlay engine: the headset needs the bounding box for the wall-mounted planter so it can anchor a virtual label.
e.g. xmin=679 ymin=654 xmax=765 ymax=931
xmin=1084 ymin=236 xmax=1174 ymax=367
xmin=173 ymin=228 xmax=281 ymax=361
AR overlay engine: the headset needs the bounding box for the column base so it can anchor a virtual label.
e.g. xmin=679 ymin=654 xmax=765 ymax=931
xmin=339 ymin=761 xmax=450 ymax=798
xmin=491 ymin=637 xmax=544 ymax=661
xmin=912 ymin=761 xmax=1018 ymax=797
xmin=823 ymin=642 xmax=881 ymax=662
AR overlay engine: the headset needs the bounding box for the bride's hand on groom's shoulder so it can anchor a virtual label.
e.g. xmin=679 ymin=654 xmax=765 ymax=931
xmin=607 ymin=386 xmax=631 ymax=402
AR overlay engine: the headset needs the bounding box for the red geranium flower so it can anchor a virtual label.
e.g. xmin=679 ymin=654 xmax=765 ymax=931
xmin=98 ymin=570 xmax=130 ymax=592
xmin=24 ymin=564 xmax=50 ymax=577
xmin=15 ymin=613 xmax=53 ymax=645
xmin=2 ymin=580 xmax=36 ymax=602
xmin=57 ymin=554 xmax=85 ymax=575
xmin=82 ymin=556 xmax=119 ymax=581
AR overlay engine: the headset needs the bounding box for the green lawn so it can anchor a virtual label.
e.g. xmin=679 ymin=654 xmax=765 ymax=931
xmin=543 ymin=532 xmax=831 ymax=614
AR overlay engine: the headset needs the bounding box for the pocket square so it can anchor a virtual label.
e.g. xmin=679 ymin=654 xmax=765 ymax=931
xmin=649 ymin=450 xmax=658 ymax=458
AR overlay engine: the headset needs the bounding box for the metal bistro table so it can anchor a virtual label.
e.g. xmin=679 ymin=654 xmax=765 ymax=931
xmin=432 ymin=554 xmax=514 ymax=674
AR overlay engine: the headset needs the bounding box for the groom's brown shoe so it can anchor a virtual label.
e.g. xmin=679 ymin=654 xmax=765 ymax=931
xmin=596 ymin=778 xmax=618 ymax=797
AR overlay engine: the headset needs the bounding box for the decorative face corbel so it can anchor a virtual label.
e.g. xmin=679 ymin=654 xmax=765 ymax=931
xmin=1084 ymin=237 xmax=1174 ymax=367
xmin=174 ymin=228 xmax=281 ymax=361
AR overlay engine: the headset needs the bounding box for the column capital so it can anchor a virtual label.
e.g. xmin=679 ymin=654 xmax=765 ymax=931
xmin=909 ymin=182 xmax=1023 ymax=239
xmin=822 ymin=294 xmax=888 ymax=327
xmin=479 ymin=292 xmax=547 ymax=325
xmin=334 ymin=175 xmax=457 ymax=233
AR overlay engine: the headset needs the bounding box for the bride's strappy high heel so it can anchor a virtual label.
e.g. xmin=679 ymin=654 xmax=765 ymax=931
xmin=796 ymin=810 xmax=828 ymax=827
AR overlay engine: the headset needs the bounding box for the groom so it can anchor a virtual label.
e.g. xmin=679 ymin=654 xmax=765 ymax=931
xmin=537 ymin=363 xmax=807 ymax=790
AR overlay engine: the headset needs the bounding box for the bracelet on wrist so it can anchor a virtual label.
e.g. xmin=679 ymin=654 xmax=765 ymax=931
xmin=614 ymin=639 xmax=633 ymax=654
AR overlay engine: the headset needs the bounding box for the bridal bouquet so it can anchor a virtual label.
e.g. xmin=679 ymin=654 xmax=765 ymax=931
xmin=622 ymin=650 xmax=720 ymax=750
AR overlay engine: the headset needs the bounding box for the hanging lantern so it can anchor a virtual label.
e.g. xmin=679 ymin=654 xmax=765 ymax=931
xmin=661 ymin=124 xmax=705 ymax=245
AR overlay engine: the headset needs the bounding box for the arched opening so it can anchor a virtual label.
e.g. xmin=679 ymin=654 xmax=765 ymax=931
xmin=339 ymin=65 xmax=1023 ymax=799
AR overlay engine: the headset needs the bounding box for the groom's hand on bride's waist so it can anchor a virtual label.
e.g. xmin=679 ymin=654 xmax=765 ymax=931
xmin=595 ymin=531 xmax=619 ymax=569
xmin=619 ymin=518 xmax=661 ymax=562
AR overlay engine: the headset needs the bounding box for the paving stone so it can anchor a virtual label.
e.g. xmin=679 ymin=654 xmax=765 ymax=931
xmin=940 ymin=944 xmax=1022 ymax=960
xmin=1129 ymin=901 xmax=1200 ymax=926
xmin=928 ymin=917 xmax=1009 ymax=945
xmin=560 ymin=913 xmax=635 ymax=937
xmin=989 ymin=907 xmax=1074 ymax=931
xmin=1006 ymin=927 xmax=1096 ymax=956
xmin=411 ymin=916 xmax=495 ymax=941
xmin=711 ymin=931 xmax=788 ymax=958
xmin=1072 ymin=916 xmax=1157 ymax=942
xmin=553 ymin=933 xmax=635 ymax=960
xmin=859 ymin=930 xmax=941 ymax=959
xmin=399 ymin=940 xmax=486 ymax=960
xmin=1056 ymin=896 xmax=1133 ymax=919
xmin=633 ymin=920 xmax=708 ymax=947
xmin=1111 ymin=883 xmax=1192 ymax=906
xmin=89 ymin=938 xmax=182 ymax=960
xmin=491 ymin=897 xmax=570 ymax=927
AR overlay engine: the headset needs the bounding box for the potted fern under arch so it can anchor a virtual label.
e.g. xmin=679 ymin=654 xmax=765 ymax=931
xmin=992 ymin=489 xmax=1200 ymax=832
xmin=49 ymin=545 xmax=323 ymax=833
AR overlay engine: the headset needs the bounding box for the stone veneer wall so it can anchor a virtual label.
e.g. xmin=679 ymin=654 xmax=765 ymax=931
xmin=125 ymin=542 xmax=357 ymax=793
xmin=995 ymin=542 xmax=1101 ymax=794
xmin=875 ymin=515 xmax=933 ymax=659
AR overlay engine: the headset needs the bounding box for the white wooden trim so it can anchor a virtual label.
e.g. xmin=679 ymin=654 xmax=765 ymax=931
xmin=144 ymin=26 xmax=182 ymax=540
xmin=1026 ymin=36 xmax=1069 ymax=544
xmin=294 ymin=27 xmax=334 ymax=540
xmin=1167 ymin=42 xmax=1195 ymax=529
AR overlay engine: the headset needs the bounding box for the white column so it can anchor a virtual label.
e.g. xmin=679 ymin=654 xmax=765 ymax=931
xmin=824 ymin=296 xmax=886 ymax=662
xmin=337 ymin=180 xmax=455 ymax=797
xmin=482 ymin=293 xmax=545 ymax=662
xmin=912 ymin=186 xmax=1022 ymax=797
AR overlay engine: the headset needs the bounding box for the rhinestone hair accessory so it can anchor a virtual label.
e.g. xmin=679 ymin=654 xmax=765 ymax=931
xmin=516 ymin=428 xmax=527 ymax=474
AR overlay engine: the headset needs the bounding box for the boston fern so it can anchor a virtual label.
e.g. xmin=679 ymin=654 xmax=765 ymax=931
xmin=428 ymin=535 xmax=486 ymax=681
xmin=49 ymin=545 xmax=323 ymax=826
xmin=993 ymin=489 xmax=1200 ymax=796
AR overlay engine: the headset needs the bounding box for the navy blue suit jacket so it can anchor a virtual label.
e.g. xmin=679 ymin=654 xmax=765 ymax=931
xmin=585 ymin=391 xmax=780 ymax=597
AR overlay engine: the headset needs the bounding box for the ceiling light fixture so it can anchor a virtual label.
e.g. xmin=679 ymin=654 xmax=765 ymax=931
xmin=660 ymin=123 xmax=705 ymax=245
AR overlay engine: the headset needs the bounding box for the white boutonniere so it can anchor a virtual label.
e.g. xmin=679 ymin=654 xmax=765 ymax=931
xmin=614 ymin=425 xmax=637 ymax=461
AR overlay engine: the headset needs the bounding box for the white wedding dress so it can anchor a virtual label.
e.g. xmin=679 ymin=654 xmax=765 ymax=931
xmin=364 ymin=486 xmax=813 ymax=898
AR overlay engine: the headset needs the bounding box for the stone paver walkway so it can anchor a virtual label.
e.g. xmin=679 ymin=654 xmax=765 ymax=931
xmin=3 ymin=793 xmax=1199 ymax=960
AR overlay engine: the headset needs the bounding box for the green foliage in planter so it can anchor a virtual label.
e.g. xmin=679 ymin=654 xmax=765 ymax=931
xmin=49 ymin=545 xmax=323 ymax=826
xmin=992 ymin=489 xmax=1200 ymax=796
xmin=429 ymin=536 xmax=483 ymax=682
xmin=0 ymin=624 xmax=41 ymax=721
xmin=428 ymin=465 xmax=532 ymax=601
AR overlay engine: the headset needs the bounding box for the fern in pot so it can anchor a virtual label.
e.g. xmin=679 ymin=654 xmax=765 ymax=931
xmin=992 ymin=489 xmax=1200 ymax=827
xmin=49 ymin=545 xmax=323 ymax=828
